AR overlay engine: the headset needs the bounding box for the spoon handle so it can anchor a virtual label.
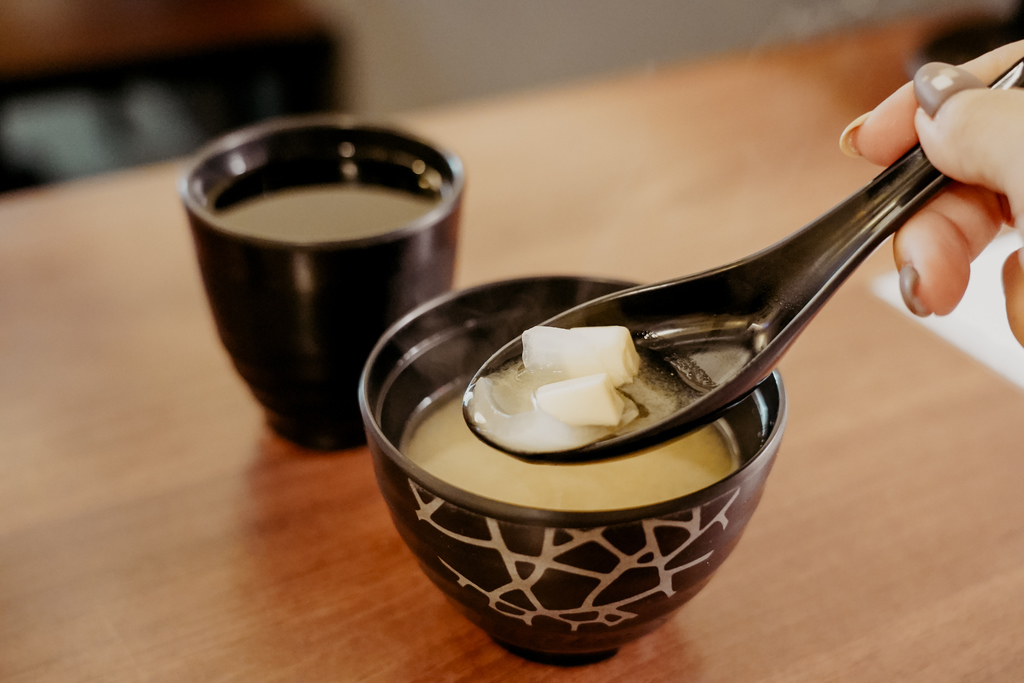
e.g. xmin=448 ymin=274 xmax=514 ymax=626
xmin=759 ymin=55 xmax=1024 ymax=343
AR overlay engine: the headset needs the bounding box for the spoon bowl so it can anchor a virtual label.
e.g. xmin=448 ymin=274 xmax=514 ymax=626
xmin=465 ymin=57 xmax=1024 ymax=462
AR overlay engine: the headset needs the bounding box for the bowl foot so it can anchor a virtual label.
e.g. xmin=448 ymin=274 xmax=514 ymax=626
xmin=494 ymin=639 xmax=618 ymax=666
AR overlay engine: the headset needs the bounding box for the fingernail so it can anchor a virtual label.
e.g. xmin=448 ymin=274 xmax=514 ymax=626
xmin=899 ymin=264 xmax=931 ymax=317
xmin=839 ymin=111 xmax=871 ymax=158
xmin=913 ymin=62 xmax=985 ymax=117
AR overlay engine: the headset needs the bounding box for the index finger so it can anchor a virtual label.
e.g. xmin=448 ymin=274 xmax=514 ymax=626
xmin=848 ymin=40 xmax=1024 ymax=166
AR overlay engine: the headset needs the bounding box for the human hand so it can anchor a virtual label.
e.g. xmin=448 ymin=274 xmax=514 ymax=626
xmin=839 ymin=41 xmax=1024 ymax=346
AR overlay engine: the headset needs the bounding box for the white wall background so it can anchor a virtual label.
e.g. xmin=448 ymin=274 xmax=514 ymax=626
xmin=307 ymin=0 xmax=1014 ymax=114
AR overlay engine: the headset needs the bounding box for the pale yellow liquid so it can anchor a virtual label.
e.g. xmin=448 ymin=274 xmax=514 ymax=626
xmin=402 ymin=395 xmax=738 ymax=511
xmin=216 ymin=185 xmax=439 ymax=242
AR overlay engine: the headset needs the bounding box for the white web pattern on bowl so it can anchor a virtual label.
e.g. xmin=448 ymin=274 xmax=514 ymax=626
xmin=410 ymin=480 xmax=739 ymax=631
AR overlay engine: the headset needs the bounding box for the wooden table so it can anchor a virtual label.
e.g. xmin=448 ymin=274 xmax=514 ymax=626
xmin=0 ymin=0 xmax=332 ymax=89
xmin=5 ymin=18 xmax=1024 ymax=682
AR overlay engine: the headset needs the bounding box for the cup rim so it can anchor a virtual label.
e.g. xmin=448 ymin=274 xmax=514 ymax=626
xmin=359 ymin=275 xmax=789 ymax=527
xmin=176 ymin=113 xmax=465 ymax=250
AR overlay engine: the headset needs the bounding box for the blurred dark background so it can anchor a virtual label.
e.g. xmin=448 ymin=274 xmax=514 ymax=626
xmin=0 ymin=0 xmax=335 ymax=191
xmin=0 ymin=0 xmax=1016 ymax=193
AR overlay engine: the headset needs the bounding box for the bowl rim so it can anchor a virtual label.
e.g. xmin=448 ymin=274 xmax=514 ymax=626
xmin=359 ymin=275 xmax=788 ymax=526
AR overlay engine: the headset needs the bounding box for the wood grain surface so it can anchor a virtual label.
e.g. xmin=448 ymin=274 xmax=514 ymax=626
xmin=4 ymin=18 xmax=1024 ymax=682
xmin=0 ymin=0 xmax=327 ymax=81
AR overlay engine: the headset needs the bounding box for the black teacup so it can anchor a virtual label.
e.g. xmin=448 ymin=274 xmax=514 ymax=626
xmin=179 ymin=115 xmax=463 ymax=450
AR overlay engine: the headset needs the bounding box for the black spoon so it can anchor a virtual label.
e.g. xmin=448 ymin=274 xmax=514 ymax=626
xmin=464 ymin=57 xmax=1024 ymax=462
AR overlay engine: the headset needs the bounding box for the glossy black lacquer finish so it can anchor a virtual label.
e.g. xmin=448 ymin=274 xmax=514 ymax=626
xmin=180 ymin=116 xmax=463 ymax=450
xmin=359 ymin=276 xmax=787 ymax=664
xmin=467 ymin=58 xmax=1024 ymax=463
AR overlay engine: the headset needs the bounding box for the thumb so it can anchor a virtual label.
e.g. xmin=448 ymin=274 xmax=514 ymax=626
xmin=915 ymin=87 xmax=1024 ymax=219
xmin=1003 ymin=247 xmax=1024 ymax=347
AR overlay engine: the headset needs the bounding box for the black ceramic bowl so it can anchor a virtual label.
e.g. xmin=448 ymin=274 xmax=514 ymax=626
xmin=359 ymin=276 xmax=787 ymax=664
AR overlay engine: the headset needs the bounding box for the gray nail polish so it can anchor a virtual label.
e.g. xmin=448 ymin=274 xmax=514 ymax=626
xmin=899 ymin=264 xmax=931 ymax=317
xmin=914 ymin=62 xmax=985 ymax=117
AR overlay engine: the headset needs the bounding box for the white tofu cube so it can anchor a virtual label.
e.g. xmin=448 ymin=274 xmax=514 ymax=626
xmin=522 ymin=325 xmax=640 ymax=386
xmin=535 ymin=373 xmax=625 ymax=427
